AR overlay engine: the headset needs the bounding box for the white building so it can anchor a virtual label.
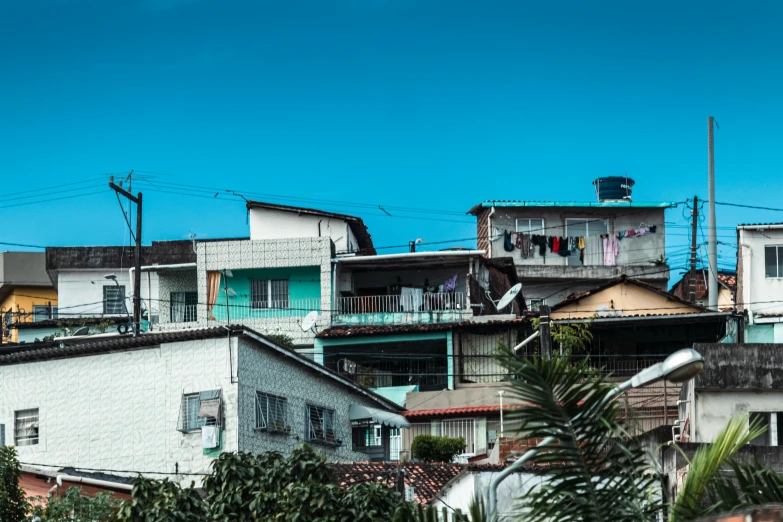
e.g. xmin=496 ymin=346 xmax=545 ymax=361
xmin=737 ymin=223 xmax=783 ymax=342
xmin=0 ymin=326 xmax=407 ymax=484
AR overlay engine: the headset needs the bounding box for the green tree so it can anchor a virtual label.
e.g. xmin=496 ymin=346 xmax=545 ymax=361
xmin=0 ymin=446 xmax=29 ymax=522
xmin=33 ymin=486 xmax=119 ymax=521
xmin=113 ymin=477 xmax=208 ymax=522
xmin=410 ymin=435 xmax=466 ymax=463
xmin=267 ymin=333 xmax=296 ymax=349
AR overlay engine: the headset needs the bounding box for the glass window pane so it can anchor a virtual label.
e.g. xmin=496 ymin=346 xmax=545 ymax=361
xmin=270 ymin=280 xmax=289 ymax=308
xmin=765 ymin=246 xmax=778 ymax=278
xmin=104 ymin=286 xmax=126 ymax=315
xmin=778 ymin=247 xmax=783 ymax=280
xmin=251 ymin=280 xmax=268 ymax=309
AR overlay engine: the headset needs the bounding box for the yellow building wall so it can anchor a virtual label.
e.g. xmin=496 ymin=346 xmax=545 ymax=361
xmin=551 ymin=282 xmax=702 ymax=320
xmin=0 ymin=286 xmax=58 ymax=343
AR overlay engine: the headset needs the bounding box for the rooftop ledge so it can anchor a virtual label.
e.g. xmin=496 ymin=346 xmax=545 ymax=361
xmin=515 ymin=264 xmax=669 ymax=281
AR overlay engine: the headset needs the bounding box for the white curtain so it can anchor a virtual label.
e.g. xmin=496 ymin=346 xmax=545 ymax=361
xmin=171 ymin=292 xmax=186 ymax=322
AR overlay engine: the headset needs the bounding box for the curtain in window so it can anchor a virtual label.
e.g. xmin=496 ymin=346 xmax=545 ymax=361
xmin=171 ymin=292 xmax=186 ymax=322
xmin=207 ymin=271 xmax=221 ymax=320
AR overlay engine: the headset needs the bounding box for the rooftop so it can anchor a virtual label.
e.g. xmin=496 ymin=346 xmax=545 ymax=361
xmin=317 ymin=315 xmax=535 ymax=339
xmin=404 ymin=404 xmax=525 ymax=419
xmin=332 ymin=462 xmax=462 ymax=504
xmin=0 ymin=325 xmax=401 ymax=412
xmin=467 ymin=200 xmax=679 ymax=215
xmin=246 ymin=200 xmax=375 ymax=254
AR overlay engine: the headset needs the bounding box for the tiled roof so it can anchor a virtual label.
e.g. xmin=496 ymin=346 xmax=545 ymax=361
xmin=316 ymin=316 xmax=535 ymax=339
xmin=737 ymin=222 xmax=783 ymax=227
xmin=332 ymin=462 xmax=462 ymax=504
xmin=0 ymin=325 xmax=402 ymax=412
xmin=404 ymin=404 xmax=525 ymax=418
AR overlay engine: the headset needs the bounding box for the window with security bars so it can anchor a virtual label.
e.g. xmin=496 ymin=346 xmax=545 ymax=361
xmin=103 ymin=285 xmax=127 ymax=315
xmin=250 ymin=279 xmax=289 ymax=309
xmin=306 ymin=404 xmax=339 ymax=444
xmin=256 ymin=392 xmax=289 ymax=432
xmin=765 ymin=246 xmax=783 ymax=278
xmin=179 ymin=391 xmax=220 ymax=432
xmin=15 ymin=408 xmax=39 ymax=446
xmin=33 ymin=305 xmax=58 ymax=322
xmin=170 ymin=292 xmax=198 ymax=322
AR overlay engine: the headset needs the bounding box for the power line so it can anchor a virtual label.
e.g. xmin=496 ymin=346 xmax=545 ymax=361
xmin=0 ymin=241 xmax=47 ymax=249
xmin=0 ymin=189 xmax=106 ymax=210
xmin=0 ymin=176 xmax=105 ymax=200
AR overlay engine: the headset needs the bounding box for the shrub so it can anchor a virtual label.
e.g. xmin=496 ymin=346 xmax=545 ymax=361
xmin=411 ymin=435 xmax=466 ymax=462
xmin=0 ymin=446 xmax=29 ymax=522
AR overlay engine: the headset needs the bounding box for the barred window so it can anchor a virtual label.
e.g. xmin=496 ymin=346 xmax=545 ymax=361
xmin=15 ymin=409 xmax=39 ymax=446
xmin=250 ymin=279 xmax=289 ymax=309
xmin=306 ymin=404 xmax=338 ymax=444
xmin=179 ymin=391 xmax=221 ymax=432
xmin=256 ymin=392 xmax=288 ymax=432
xmin=103 ymin=285 xmax=127 ymax=315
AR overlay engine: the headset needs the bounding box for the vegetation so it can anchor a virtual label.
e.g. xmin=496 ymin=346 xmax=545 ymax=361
xmin=267 ymin=333 xmax=296 ymax=349
xmin=0 ymin=446 xmax=29 ymax=522
xmin=410 ymin=435 xmax=466 ymax=463
xmin=32 ymin=487 xmax=119 ymax=522
xmin=530 ymin=316 xmax=593 ymax=354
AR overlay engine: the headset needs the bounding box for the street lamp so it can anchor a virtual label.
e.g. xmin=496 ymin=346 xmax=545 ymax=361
xmin=486 ymin=348 xmax=704 ymax=522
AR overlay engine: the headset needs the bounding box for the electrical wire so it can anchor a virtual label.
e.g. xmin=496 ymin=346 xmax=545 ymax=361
xmin=0 ymin=190 xmax=106 ymax=210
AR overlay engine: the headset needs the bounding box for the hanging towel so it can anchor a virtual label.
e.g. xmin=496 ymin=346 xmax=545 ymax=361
xmin=202 ymin=426 xmax=218 ymax=449
xmin=584 ymin=236 xmax=602 ymax=266
xmin=603 ymin=236 xmax=619 ymax=266
xmin=578 ymin=236 xmax=585 ymax=249
xmin=503 ymin=231 xmax=514 ymax=252
xmin=400 ymin=287 xmax=423 ymax=312
xmin=521 ymin=234 xmax=531 ymax=259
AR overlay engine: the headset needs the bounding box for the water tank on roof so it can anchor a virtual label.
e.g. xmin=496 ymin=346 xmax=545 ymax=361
xmin=593 ymin=176 xmax=634 ymax=202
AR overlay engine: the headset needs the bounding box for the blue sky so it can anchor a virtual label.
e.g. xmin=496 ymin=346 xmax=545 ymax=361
xmin=1 ymin=0 xmax=782 ymax=274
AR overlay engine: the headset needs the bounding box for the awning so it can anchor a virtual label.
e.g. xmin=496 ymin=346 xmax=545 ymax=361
xmin=349 ymin=404 xmax=411 ymax=429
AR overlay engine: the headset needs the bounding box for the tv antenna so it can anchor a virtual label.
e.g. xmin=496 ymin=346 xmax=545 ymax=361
xmin=300 ymin=311 xmax=319 ymax=333
xmin=473 ymin=283 xmax=523 ymax=314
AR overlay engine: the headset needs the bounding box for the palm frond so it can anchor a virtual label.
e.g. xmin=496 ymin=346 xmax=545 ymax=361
xmin=669 ymin=413 xmax=765 ymax=522
xmin=498 ymin=346 xmax=661 ymax=522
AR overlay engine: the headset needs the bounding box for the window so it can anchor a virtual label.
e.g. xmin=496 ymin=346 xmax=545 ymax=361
xmin=565 ymin=218 xmax=609 ymax=266
xmin=15 ymin=409 xmax=38 ymax=446
xmin=170 ymin=292 xmax=198 ymax=322
xmin=765 ymin=246 xmax=783 ymax=278
xmin=529 ymin=299 xmax=543 ymax=311
xmin=515 ymin=218 xmax=545 ymax=235
xmin=256 ymin=392 xmax=289 ymax=432
xmin=250 ymin=279 xmax=289 ymax=309
xmin=103 ymin=285 xmax=127 ymax=315
xmin=33 ymin=305 xmax=58 ymax=322
xmin=0 ymin=424 xmax=5 ymax=446
xmin=179 ymin=391 xmax=221 ymax=432
xmin=749 ymin=412 xmax=780 ymax=446
xmin=306 ymin=404 xmax=338 ymax=444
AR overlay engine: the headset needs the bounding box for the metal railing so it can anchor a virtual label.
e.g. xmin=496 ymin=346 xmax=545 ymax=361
xmin=170 ymin=304 xmax=198 ymax=323
xmin=209 ymin=298 xmax=321 ymax=321
xmin=336 ymin=292 xmax=466 ymax=315
xmin=404 ymin=419 xmax=478 ymax=462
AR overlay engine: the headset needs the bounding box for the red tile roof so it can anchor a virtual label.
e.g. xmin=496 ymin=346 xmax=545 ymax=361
xmin=316 ymin=316 xmax=535 ymax=339
xmin=332 ymin=462 xmax=462 ymax=504
xmin=404 ymin=404 xmax=526 ymax=418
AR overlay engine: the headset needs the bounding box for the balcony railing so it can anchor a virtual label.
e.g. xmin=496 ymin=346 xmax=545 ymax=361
xmin=334 ymin=292 xmax=469 ymax=326
xmin=170 ymin=304 xmax=198 ymax=323
xmin=209 ymin=298 xmax=321 ymax=322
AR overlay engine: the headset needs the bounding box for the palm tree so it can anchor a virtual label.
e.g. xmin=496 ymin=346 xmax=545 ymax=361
xmin=496 ymin=347 xmax=780 ymax=522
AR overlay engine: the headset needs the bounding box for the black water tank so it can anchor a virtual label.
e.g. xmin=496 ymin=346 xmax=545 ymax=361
xmin=593 ymin=177 xmax=634 ymax=201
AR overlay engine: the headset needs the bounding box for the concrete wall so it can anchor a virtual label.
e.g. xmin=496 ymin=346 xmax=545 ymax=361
xmin=236 ymin=338 xmax=387 ymax=461
xmin=406 ymin=384 xmax=522 ymax=410
xmin=551 ymin=281 xmax=700 ymax=319
xmin=0 ymin=338 xmax=240 ymax=484
xmin=693 ymin=344 xmax=783 ymax=390
xmin=432 ymin=471 xmax=542 ymax=519
xmin=487 ymin=207 xmax=666 ymax=268
xmin=249 ymin=208 xmax=358 ymax=254
xmin=56 ymin=269 xmax=159 ymax=319
xmin=694 ymin=389 xmax=783 ymax=442
xmin=157 ymin=269 xmax=199 ymax=324
xmin=738 ymin=228 xmax=783 ymax=317
xmin=0 ymin=252 xmax=50 ymax=287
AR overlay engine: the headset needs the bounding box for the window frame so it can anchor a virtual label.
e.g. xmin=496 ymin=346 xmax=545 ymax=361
xmin=250 ymin=279 xmax=290 ymax=310
xmin=515 ymin=218 xmax=545 ymax=235
xmin=32 ymin=305 xmax=58 ymax=322
xmin=306 ymin=404 xmax=339 ymax=445
xmin=170 ymin=291 xmax=198 ymax=322
xmin=103 ymin=285 xmax=127 ymax=315
xmin=255 ymin=392 xmax=289 ymax=433
xmin=14 ymin=408 xmax=39 ymax=446
xmin=765 ymin=245 xmax=783 ymax=278
xmin=528 ymin=299 xmax=543 ymax=311
xmin=179 ymin=392 xmax=220 ymax=433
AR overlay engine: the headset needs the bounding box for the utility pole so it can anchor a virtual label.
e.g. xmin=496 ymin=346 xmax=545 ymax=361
xmin=109 ymin=177 xmax=143 ymax=336
xmin=539 ymin=304 xmax=552 ymax=360
xmin=689 ymin=196 xmax=699 ymax=303
xmin=707 ymin=117 xmax=719 ymax=310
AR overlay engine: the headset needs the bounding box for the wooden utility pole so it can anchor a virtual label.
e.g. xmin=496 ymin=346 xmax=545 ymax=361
xmin=539 ymin=304 xmax=552 ymax=360
xmin=689 ymin=196 xmax=699 ymax=303
xmin=109 ymin=177 xmax=143 ymax=336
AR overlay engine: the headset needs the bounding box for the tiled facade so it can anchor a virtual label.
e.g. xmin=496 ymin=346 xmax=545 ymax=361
xmin=157 ymin=269 xmax=199 ymax=324
xmin=157 ymin=238 xmax=332 ymax=346
xmin=236 ymin=338 xmax=385 ymax=461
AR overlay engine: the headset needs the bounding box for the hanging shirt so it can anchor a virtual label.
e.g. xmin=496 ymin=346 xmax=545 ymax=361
xmin=603 ymin=236 xmax=619 ymax=266
xmin=578 ymin=236 xmax=585 ymax=249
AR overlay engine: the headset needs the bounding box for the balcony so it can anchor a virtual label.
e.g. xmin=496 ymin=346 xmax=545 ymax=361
xmin=210 ymin=298 xmax=322 ymax=321
xmin=333 ymin=292 xmax=470 ymax=326
xmin=403 ymin=418 xmax=479 ymax=463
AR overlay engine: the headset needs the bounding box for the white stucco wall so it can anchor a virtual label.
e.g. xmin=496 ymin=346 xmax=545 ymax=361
xmin=0 ymin=338 xmax=239 ymax=484
xmin=249 ymin=208 xmax=358 ymax=253
xmin=432 ymin=471 xmax=542 ymax=520
xmin=56 ymin=269 xmax=159 ymax=319
xmin=739 ymin=227 xmax=783 ymax=318
xmin=694 ymin=389 xmax=783 ymax=443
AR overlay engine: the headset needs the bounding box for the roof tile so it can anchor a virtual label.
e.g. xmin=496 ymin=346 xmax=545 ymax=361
xmin=332 ymin=462 xmax=462 ymax=504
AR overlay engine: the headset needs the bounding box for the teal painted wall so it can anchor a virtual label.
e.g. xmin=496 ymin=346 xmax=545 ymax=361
xmin=747 ymin=324 xmax=775 ymax=343
xmin=213 ymin=266 xmax=320 ymax=320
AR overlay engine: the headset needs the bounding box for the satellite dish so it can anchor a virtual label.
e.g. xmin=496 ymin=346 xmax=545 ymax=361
xmin=226 ymin=288 xmax=237 ymax=298
xmin=301 ymin=311 xmax=319 ymax=333
xmin=73 ymin=326 xmax=90 ymax=336
xmin=496 ymin=283 xmax=523 ymax=312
